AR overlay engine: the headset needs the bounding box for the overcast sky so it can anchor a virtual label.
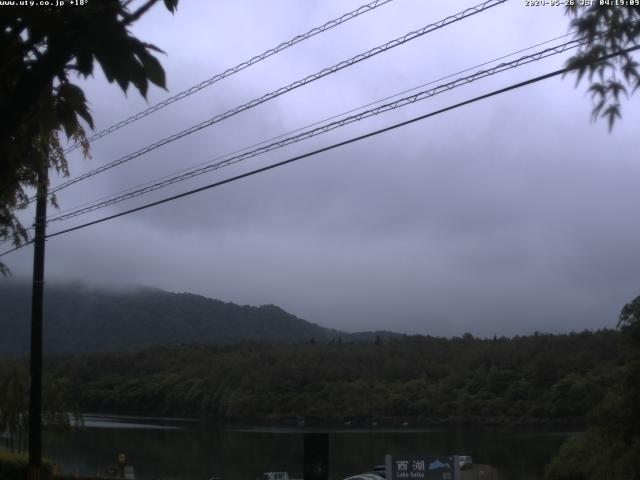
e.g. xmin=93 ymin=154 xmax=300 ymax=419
xmin=5 ymin=0 xmax=640 ymax=336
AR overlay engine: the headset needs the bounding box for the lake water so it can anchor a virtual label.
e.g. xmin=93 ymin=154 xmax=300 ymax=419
xmin=43 ymin=415 xmax=578 ymax=480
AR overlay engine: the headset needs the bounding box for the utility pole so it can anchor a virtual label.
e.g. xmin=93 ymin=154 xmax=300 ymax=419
xmin=29 ymin=164 xmax=48 ymax=480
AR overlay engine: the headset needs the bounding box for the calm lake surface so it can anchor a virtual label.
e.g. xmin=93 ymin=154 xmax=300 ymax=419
xmin=43 ymin=415 xmax=578 ymax=480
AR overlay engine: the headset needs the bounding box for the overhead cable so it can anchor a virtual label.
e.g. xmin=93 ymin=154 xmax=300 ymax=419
xmin=63 ymin=0 xmax=398 ymax=154
xmin=51 ymin=30 xmax=578 ymax=218
xmin=42 ymin=0 xmax=507 ymax=199
xmin=47 ymin=35 xmax=591 ymax=224
xmin=2 ymin=43 xmax=638 ymax=259
xmin=37 ymin=44 xmax=639 ymax=243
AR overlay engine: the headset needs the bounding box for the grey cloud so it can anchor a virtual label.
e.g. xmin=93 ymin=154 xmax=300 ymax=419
xmin=4 ymin=0 xmax=640 ymax=338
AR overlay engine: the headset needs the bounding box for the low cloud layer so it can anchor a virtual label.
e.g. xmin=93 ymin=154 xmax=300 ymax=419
xmin=4 ymin=0 xmax=640 ymax=336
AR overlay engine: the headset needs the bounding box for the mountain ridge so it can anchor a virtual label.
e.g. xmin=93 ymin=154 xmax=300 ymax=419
xmin=0 ymin=282 xmax=400 ymax=356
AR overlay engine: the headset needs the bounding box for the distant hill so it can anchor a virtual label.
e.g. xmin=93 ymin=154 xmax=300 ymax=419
xmin=0 ymin=282 xmax=399 ymax=356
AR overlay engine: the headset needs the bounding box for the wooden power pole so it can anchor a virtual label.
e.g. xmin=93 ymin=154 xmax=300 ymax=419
xmin=29 ymin=165 xmax=48 ymax=480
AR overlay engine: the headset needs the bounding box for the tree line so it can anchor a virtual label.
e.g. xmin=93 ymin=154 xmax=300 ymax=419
xmin=545 ymin=296 xmax=640 ymax=479
xmin=0 ymin=329 xmax=626 ymax=428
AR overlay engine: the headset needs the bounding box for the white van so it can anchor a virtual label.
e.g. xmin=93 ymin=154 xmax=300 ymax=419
xmin=458 ymin=455 xmax=473 ymax=470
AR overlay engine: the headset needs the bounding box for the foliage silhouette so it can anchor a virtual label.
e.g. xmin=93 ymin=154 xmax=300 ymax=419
xmin=0 ymin=0 xmax=179 ymax=274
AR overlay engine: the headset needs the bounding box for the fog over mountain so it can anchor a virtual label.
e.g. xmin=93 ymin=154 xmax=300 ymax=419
xmin=0 ymin=282 xmax=399 ymax=356
xmin=3 ymin=1 xmax=640 ymax=337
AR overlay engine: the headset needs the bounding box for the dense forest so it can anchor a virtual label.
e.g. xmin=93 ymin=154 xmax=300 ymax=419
xmin=0 ymin=282 xmax=398 ymax=356
xmin=0 ymin=329 xmax=626 ymax=427
xmin=2 ymin=283 xmax=638 ymax=478
xmin=545 ymin=296 xmax=640 ymax=479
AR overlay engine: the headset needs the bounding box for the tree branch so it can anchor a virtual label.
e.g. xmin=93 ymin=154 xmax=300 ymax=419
xmin=121 ymin=0 xmax=160 ymax=25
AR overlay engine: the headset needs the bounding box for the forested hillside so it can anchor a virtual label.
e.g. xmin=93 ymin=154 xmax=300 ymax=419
xmin=0 ymin=282 xmax=396 ymax=355
xmin=25 ymin=330 xmax=626 ymax=426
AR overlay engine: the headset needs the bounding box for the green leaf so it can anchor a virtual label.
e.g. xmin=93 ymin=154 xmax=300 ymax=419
xmin=588 ymin=83 xmax=606 ymax=100
xmin=567 ymin=55 xmax=588 ymax=85
xmin=602 ymin=104 xmax=621 ymax=131
xmin=607 ymin=80 xmax=627 ymax=100
xmin=591 ymin=97 xmax=605 ymax=120
xmin=75 ymin=104 xmax=94 ymax=130
xmin=622 ymin=59 xmax=639 ymax=83
xmin=129 ymin=62 xmax=149 ymax=98
xmin=142 ymin=42 xmax=166 ymax=54
xmin=75 ymin=51 xmax=94 ymax=77
xmin=163 ymin=0 xmax=179 ymax=13
xmin=56 ymin=83 xmax=94 ymax=129
xmin=94 ymin=49 xmax=116 ymax=83
xmin=138 ymin=49 xmax=166 ymax=89
xmin=58 ymin=108 xmax=77 ymax=138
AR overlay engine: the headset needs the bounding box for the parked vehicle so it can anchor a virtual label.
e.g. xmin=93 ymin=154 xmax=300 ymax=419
xmin=343 ymin=474 xmax=385 ymax=480
xmin=458 ymin=455 xmax=473 ymax=470
xmin=260 ymin=473 xmax=288 ymax=480
xmin=372 ymin=465 xmax=386 ymax=475
xmin=344 ymin=466 xmax=385 ymax=480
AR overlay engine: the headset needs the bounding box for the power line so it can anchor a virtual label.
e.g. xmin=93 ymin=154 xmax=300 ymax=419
xmin=0 ymin=7 xmax=571 ymax=250
xmin=0 ymin=242 xmax=31 ymax=258
xmin=4 ymin=46 xmax=635 ymax=259
xmin=62 ymin=0 xmax=398 ymax=155
xmin=34 ymin=44 xmax=636 ymax=244
xmin=46 ymin=35 xmax=590 ymax=224
xmin=5 ymin=0 xmax=396 ymax=215
xmin=0 ymin=238 xmax=23 ymax=251
xmin=50 ymin=30 xmax=578 ymax=220
xmin=40 ymin=0 xmax=506 ymax=200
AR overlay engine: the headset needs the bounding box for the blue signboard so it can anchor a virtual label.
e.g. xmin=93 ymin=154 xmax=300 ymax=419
xmin=385 ymin=454 xmax=459 ymax=480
